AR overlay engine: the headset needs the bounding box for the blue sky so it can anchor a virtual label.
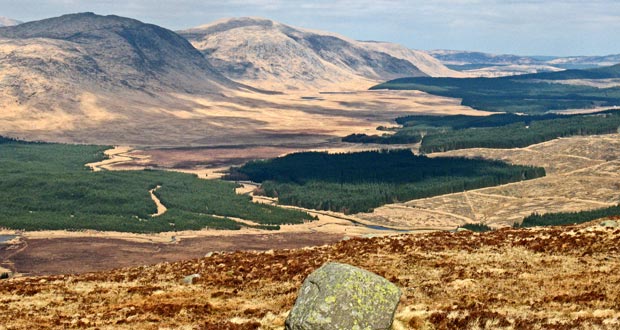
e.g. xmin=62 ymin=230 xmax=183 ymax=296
xmin=1 ymin=0 xmax=619 ymax=56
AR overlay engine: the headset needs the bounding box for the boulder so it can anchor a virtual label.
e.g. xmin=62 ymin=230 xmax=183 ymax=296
xmin=286 ymin=262 xmax=401 ymax=330
xmin=182 ymin=274 xmax=200 ymax=285
xmin=600 ymin=220 xmax=619 ymax=228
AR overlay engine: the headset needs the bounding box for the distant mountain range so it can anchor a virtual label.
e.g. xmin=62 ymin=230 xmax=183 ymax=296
xmin=0 ymin=17 xmax=21 ymax=27
xmin=0 ymin=13 xmax=463 ymax=146
xmin=178 ymin=17 xmax=462 ymax=91
xmin=1 ymin=12 xmax=619 ymax=146
xmin=428 ymin=50 xmax=620 ymax=74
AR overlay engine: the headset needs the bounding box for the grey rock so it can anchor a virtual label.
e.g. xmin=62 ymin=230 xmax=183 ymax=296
xmin=600 ymin=220 xmax=619 ymax=228
xmin=182 ymin=274 xmax=200 ymax=285
xmin=286 ymin=262 xmax=401 ymax=330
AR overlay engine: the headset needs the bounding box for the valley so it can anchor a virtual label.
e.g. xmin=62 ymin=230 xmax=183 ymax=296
xmin=0 ymin=88 xmax=482 ymax=147
xmin=1 ymin=9 xmax=620 ymax=330
xmin=2 ymin=133 xmax=619 ymax=277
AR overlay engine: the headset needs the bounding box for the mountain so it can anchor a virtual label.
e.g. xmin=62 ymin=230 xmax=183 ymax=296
xmin=178 ymin=17 xmax=461 ymax=91
xmin=0 ymin=17 xmax=21 ymax=27
xmin=0 ymin=12 xmax=240 ymax=94
xmin=356 ymin=41 xmax=461 ymax=78
xmin=0 ymin=13 xmax=260 ymax=145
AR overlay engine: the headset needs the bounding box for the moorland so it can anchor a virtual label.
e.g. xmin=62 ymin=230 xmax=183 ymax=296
xmin=1 ymin=12 xmax=620 ymax=330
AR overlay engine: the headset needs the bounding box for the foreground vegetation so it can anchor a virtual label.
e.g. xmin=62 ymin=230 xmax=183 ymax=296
xmin=518 ymin=204 xmax=620 ymax=228
xmin=0 ymin=140 xmax=312 ymax=232
xmin=228 ymin=150 xmax=545 ymax=213
xmin=343 ymin=109 xmax=620 ymax=153
xmin=2 ymin=224 xmax=618 ymax=329
xmin=371 ymin=64 xmax=620 ymax=114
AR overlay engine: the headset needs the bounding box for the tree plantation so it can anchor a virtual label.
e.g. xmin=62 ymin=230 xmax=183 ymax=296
xmin=0 ymin=140 xmax=313 ymax=233
xmin=518 ymin=205 xmax=620 ymax=228
xmin=228 ymin=150 xmax=545 ymax=214
xmin=342 ymin=110 xmax=620 ymax=153
xmin=419 ymin=111 xmax=620 ymax=153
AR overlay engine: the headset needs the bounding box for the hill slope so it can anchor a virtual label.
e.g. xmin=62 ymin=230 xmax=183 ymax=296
xmin=0 ymin=13 xmax=263 ymax=145
xmin=1 ymin=222 xmax=618 ymax=329
xmin=0 ymin=13 xmax=240 ymax=95
xmin=178 ymin=17 xmax=461 ymax=91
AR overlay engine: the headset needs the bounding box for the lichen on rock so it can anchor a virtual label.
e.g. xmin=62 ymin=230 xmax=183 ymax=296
xmin=285 ymin=262 xmax=401 ymax=330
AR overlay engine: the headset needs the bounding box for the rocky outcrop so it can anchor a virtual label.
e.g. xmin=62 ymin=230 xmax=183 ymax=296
xmin=286 ymin=262 xmax=401 ymax=330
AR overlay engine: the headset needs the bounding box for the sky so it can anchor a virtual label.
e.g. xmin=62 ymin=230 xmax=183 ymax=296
xmin=1 ymin=0 xmax=619 ymax=56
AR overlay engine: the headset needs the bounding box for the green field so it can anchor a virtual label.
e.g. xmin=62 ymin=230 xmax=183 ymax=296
xmin=371 ymin=64 xmax=620 ymax=114
xmin=227 ymin=150 xmax=545 ymax=214
xmin=0 ymin=140 xmax=313 ymax=233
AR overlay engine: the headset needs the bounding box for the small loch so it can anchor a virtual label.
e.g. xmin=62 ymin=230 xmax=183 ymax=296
xmin=0 ymin=235 xmax=17 ymax=244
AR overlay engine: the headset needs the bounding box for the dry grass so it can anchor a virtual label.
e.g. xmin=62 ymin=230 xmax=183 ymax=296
xmin=362 ymin=134 xmax=620 ymax=229
xmin=0 ymin=87 xmax=484 ymax=148
xmin=1 ymin=221 xmax=619 ymax=329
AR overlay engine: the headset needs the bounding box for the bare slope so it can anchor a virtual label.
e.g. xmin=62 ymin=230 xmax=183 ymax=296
xmin=0 ymin=13 xmax=240 ymax=96
xmin=0 ymin=13 xmax=477 ymax=146
xmin=0 ymin=13 xmax=259 ymax=144
xmin=179 ymin=17 xmax=460 ymax=91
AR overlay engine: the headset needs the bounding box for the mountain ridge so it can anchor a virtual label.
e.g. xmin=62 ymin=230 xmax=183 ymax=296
xmin=429 ymin=49 xmax=620 ymax=71
xmin=0 ymin=12 xmax=265 ymax=145
xmin=0 ymin=12 xmax=240 ymax=93
xmin=179 ymin=17 xmax=462 ymax=91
